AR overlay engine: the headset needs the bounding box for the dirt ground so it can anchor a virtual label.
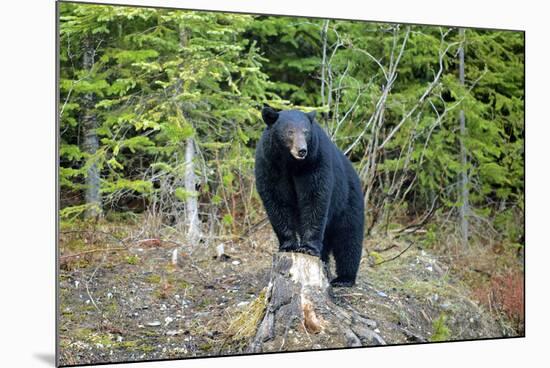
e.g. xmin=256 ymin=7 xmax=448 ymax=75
xmin=58 ymin=224 xmax=514 ymax=366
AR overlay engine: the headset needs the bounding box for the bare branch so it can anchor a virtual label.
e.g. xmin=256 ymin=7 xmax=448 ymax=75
xmin=379 ymin=36 xmax=459 ymax=150
xmin=372 ymin=240 xmax=415 ymax=267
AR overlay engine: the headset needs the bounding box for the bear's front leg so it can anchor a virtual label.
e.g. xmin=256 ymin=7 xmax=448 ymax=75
xmin=293 ymin=171 xmax=332 ymax=258
xmin=268 ymin=203 xmax=301 ymax=253
xmin=256 ymin=175 xmax=301 ymax=252
xmin=262 ymin=199 xmax=300 ymax=252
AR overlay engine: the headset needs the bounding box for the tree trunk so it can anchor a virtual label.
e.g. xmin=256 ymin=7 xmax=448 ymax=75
xmin=249 ymin=252 xmax=384 ymax=353
xmin=184 ymin=137 xmax=200 ymax=245
xmin=320 ymin=19 xmax=329 ymax=118
xmin=81 ymin=36 xmax=101 ymax=218
xmin=179 ymin=25 xmax=201 ymax=247
xmin=458 ymin=28 xmax=469 ymax=248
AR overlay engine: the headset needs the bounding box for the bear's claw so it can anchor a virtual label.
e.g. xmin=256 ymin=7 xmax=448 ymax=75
xmin=330 ymin=277 xmax=355 ymax=287
xmin=280 ymin=240 xmax=300 ymax=252
xmin=292 ymin=246 xmax=320 ymax=257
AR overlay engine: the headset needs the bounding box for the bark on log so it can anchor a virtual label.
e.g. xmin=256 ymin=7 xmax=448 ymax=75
xmin=249 ymin=252 xmax=385 ymax=353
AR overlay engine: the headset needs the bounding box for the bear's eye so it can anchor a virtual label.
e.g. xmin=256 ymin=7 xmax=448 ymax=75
xmin=303 ymin=129 xmax=309 ymax=133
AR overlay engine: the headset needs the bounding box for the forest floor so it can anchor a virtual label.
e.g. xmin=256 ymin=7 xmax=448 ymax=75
xmin=58 ymin=220 xmax=521 ymax=366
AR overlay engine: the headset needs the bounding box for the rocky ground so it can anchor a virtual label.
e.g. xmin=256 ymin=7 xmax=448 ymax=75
xmin=58 ymin=224 xmax=513 ymax=366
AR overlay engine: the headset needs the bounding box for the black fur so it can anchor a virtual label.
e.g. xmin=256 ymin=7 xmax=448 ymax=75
xmin=255 ymin=107 xmax=364 ymax=287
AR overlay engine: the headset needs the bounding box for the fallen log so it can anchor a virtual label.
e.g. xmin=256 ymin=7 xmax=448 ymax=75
xmin=248 ymin=252 xmax=385 ymax=353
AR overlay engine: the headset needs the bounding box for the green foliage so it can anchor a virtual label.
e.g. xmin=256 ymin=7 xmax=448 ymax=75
xmin=222 ymin=214 xmax=234 ymax=227
xmin=101 ymin=179 xmax=153 ymax=195
xmin=494 ymin=207 xmax=523 ymax=244
xmin=174 ymin=187 xmax=197 ymax=202
xmin=60 ymin=204 xmax=99 ymax=221
xmin=431 ymin=313 xmax=451 ymax=342
xmin=369 ymin=251 xmax=384 ymax=265
xmin=59 ymin=3 xmax=524 ymax=237
xmin=59 ymin=4 xmax=275 ymax=223
xmin=422 ymin=224 xmax=438 ymax=248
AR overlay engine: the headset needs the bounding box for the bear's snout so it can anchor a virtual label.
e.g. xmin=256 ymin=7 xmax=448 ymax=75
xmin=290 ymin=144 xmax=308 ymax=160
xmin=289 ymin=133 xmax=308 ymax=160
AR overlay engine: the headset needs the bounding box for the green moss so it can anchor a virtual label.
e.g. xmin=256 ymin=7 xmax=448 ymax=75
xmin=117 ymin=340 xmax=138 ymax=349
xmin=145 ymin=274 xmax=161 ymax=284
xmin=74 ymin=328 xmax=114 ymax=346
xmin=197 ymin=298 xmax=213 ymax=309
xmin=104 ymin=300 xmax=119 ymax=314
xmin=136 ymin=344 xmax=156 ymax=353
xmin=400 ymin=278 xmax=454 ymax=300
xmin=140 ymin=330 xmax=159 ymax=337
xmin=59 ymin=339 xmax=70 ymax=349
xmin=81 ymin=304 xmax=99 ymax=312
xmin=177 ymin=279 xmax=190 ymax=289
xmin=153 ymin=287 xmax=169 ymax=300
xmin=64 ymin=238 xmax=87 ymax=252
xmin=74 ymin=328 xmax=94 ymax=341
xmin=93 ymin=334 xmax=114 ymax=346
xmin=125 ymin=255 xmax=140 ymax=265
xmin=165 ymin=273 xmax=190 ymax=290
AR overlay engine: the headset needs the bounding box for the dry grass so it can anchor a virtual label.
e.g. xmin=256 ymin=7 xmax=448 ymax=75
xmin=225 ymin=287 xmax=268 ymax=344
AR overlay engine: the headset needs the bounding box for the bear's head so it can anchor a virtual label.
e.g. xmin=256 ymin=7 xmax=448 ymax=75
xmin=261 ymin=106 xmax=317 ymax=161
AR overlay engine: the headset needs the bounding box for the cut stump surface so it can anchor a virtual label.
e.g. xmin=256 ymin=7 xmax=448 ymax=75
xmin=249 ymin=252 xmax=385 ymax=352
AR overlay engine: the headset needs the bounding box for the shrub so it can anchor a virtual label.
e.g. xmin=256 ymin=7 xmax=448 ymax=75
xmin=491 ymin=271 xmax=525 ymax=333
xmin=472 ymin=270 xmax=524 ymax=334
xmin=431 ymin=313 xmax=451 ymax=342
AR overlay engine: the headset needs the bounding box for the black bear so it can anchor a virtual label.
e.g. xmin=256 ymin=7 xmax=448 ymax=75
xmin=255 ymin=106 xmax=364 ymax=287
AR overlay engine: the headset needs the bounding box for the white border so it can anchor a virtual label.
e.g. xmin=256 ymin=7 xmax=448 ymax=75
xmin=1 ymin=1 xmax=547 ymax=367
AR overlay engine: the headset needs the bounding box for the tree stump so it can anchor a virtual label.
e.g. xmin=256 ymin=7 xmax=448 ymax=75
xmin=248 ymin=252 xmax=385 ymax=353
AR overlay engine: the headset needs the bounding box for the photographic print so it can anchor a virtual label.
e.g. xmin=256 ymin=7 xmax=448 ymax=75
xmin=57 ymin=1 xmax=525 ymax=366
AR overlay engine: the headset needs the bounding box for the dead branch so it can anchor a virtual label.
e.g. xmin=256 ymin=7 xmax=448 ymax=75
xmin=394 ymin=196 xmax=441 ymax=236
xmin=372 ymin=243 xmax=398 ymax=253
xmin=372 ymin=240 xmax=415 ymax=267
xmin=85 ymin=254 xmax=106 ymax=315
xmin=241 ymin=217 xmax=269 ymax=238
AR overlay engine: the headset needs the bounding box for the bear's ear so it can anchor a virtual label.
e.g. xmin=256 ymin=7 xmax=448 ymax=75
xmin=262 ymin=106 xmax=279 ymax=126
xmin=306 ymin=110 xmax=316 ymax=123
